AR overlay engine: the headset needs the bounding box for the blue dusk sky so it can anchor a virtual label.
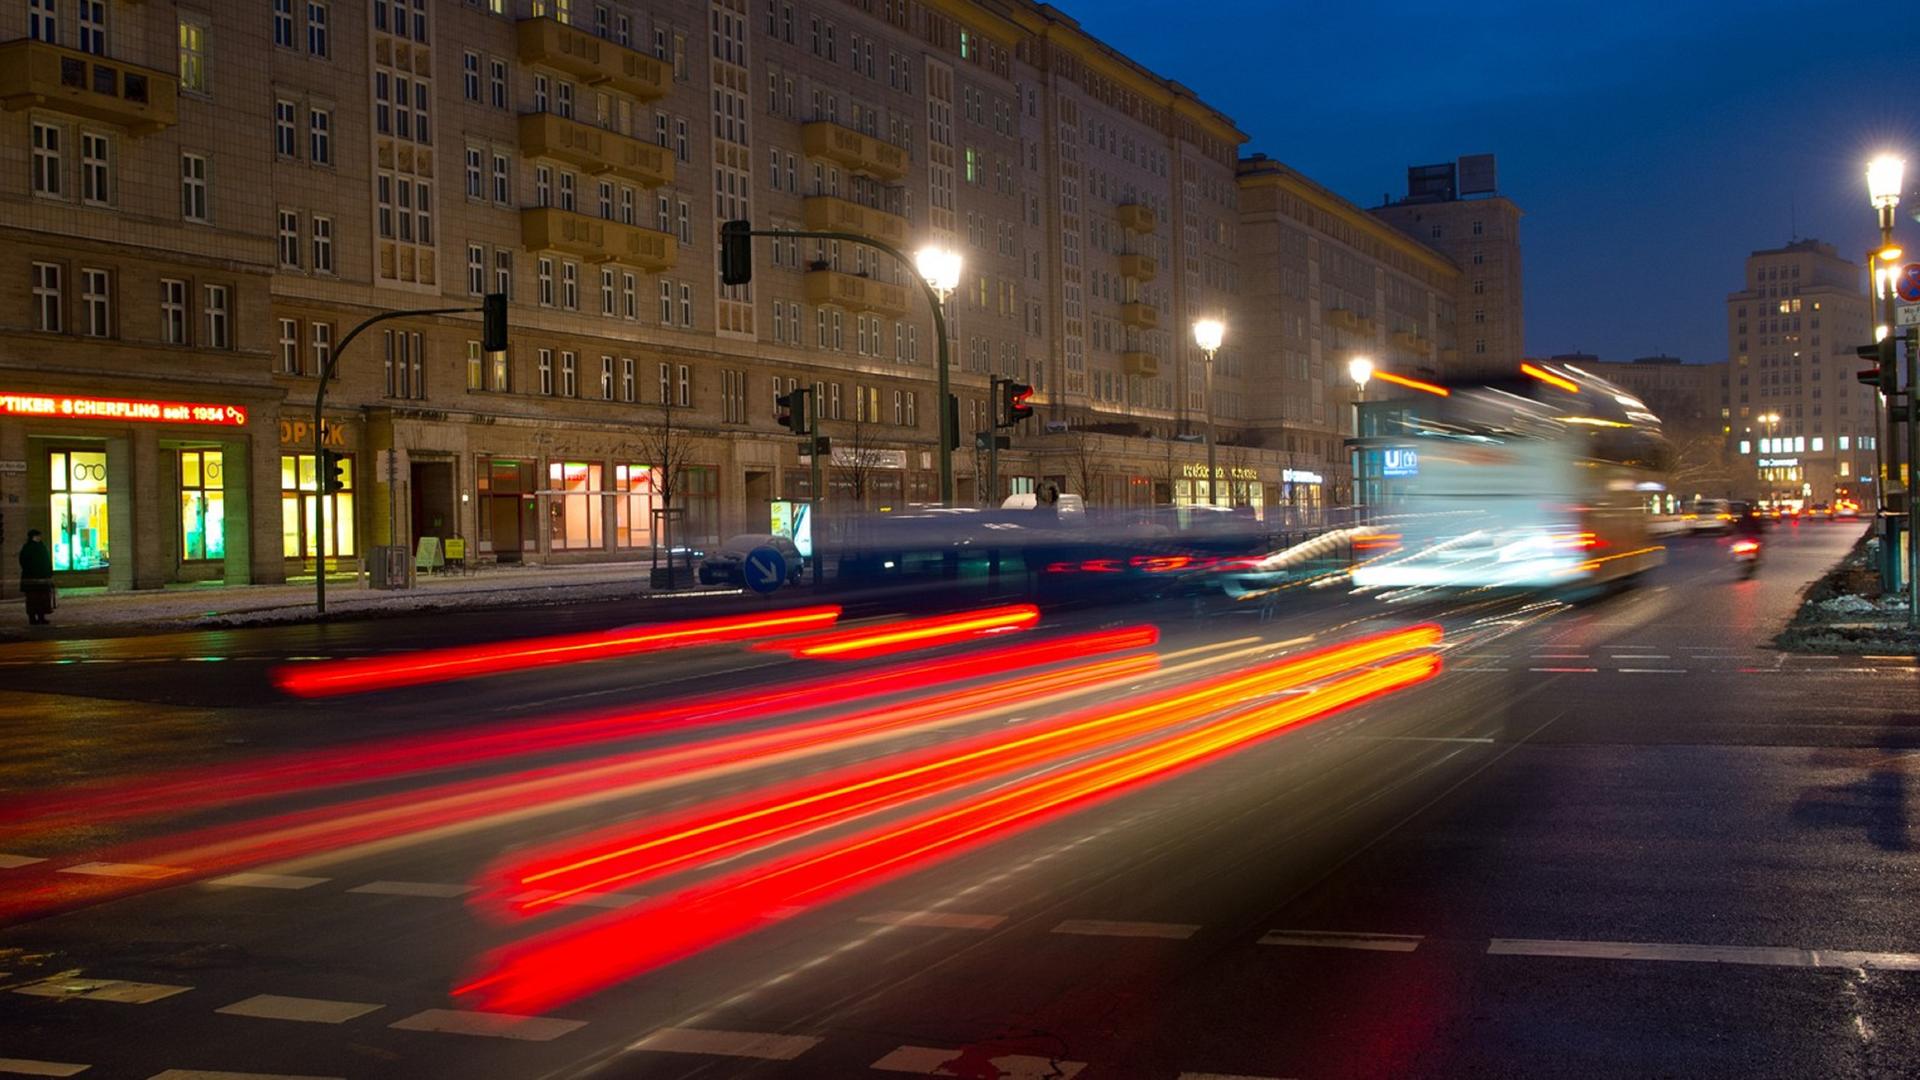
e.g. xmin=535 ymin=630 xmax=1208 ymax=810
xmin=1070 ymin=0 xmax=1918 ymax=364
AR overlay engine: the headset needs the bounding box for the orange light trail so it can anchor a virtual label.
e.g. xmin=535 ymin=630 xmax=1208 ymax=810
xmin=764 ymin=604 xmax=1041 ymax=660
xmin=1520 ymin=363 xmax=1580 ymax=393
xmin=1372 ymin=371 xmax=1451 ymax=397
xmin=273 ymin=605 xmax=844 ymax=697
xmin=458 ymin=638 xmax=1442 ymax=1013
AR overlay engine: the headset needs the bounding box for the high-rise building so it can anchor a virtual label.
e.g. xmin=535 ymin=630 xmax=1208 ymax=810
xmin=1371 ymin=155 xmax=1524 ymax=377
xmin=1721 ymin=239 xmax=1876 ymax=502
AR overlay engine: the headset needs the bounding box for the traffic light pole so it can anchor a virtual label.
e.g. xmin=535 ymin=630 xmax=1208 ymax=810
xmin=988 ymin=376 xmax=1004 ymax=507
xmin=312 ymin=304 xmax=488 ymax=617
xmin=742 ymin=227 xmax=955 ymax=505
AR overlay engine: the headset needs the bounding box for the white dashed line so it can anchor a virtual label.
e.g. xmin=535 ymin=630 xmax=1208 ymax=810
xmin=508 ymin=888 xmax=645 ymax=910
xmin=216 ymin=994 xmax=383 ymax=1024
xmin=1619 ymin=668 xmax=1686 ymax=674
xmin=0 ymin=1059 xmax=89 ymax=1077
xmin=1052 ymin=919 xmax=1198 ymax=940
xmin=1527 ymin=667 xmax=1597 ymax=673
xmin=345 ymin=881 xmax=474 ymax=898
xmin=14 ymin=977 xmax=190 ymax=1004
xmin=205 ymin=873 xmax=329 ymax=891
xmin=872 ymin=1046 xmax=1086 ymax=1077
xmin=388 ymin=1008 xmax=584 ymax=1042
xmin=1179 ymin=1073 xmax=1295 ymax=1080
xmin=629 ymin=1027 xmax=821 ymax=1061
xmin=1258 ymin=930 xmax=1423 ymax=952
xmin=1489 ymin=938 xmax=1920 ymax=969
xmin=56 ymin=862 xmax=184 ymax=880
xmin=1611 ymin=654 xmax=1671 ymax=660
xmin=858 ymin=910 xmax=1008 ymax=930
xmin=147 ymin=1072 xmax=345 ymax=1080
xmin=0 ymin=855 xmax=47 ymax=870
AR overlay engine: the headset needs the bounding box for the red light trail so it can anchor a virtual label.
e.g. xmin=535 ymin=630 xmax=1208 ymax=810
xmin=761 ymin=604 xmax=1041 ymax=660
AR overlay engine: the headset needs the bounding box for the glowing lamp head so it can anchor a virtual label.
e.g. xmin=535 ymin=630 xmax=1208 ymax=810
xmin=1191 ymin=317 xmax=1225 ymax=353
xmin=1868 ymin=154 xmax=1906 ymax=210
xmin=1348 ymin=355 xmax=1375 ymax=388
xmin=914 ymin=246 xmax=963 ymax=294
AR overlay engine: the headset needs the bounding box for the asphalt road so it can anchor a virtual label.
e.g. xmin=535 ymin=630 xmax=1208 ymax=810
xmin=2 ymin=520 xmax=1914 ymax=1080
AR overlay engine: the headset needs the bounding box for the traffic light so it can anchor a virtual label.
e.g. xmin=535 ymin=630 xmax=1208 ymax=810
xmin=319 ymin=450 xmax=349 ymax=494
xmin=482 ymin=292 xmax=509 ymax=352
xmin=1857 ymin=339 xmax=1895 ymax=393
xmin=1000 ymin=381 xmax=1034 ymax=427
xmin=720 ymin=219 xmax=753 ymax=287
xmin=776 ymin=387 xmax=811 ymax=435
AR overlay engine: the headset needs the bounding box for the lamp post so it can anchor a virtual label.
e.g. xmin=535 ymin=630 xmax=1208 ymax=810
xmin=1757 ymin=411 xmax=1781 ymax=504
xmin=915 ymin=245 xmax=963 ymax=506
xmin=1869 ymin=153 xmax=1920 ymax=626
xmin=1348 ymin=356 xmax=1373 ymax=511
xmin=1192 ymin=318 xmax=1225 ymax=506
xmin=1867 ymin=155 xmax=1903 ymax=522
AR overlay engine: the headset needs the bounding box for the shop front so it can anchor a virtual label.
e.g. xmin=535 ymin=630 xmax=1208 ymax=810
xmin=277 ymin=414 xmax=360 ymax=577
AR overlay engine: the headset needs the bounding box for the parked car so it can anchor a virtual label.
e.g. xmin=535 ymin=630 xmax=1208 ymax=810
xmin=697 ymin=533 xmax=805 ymax=586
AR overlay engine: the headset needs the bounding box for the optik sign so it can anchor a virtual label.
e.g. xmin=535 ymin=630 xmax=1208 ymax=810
xmin=1382 ymin=448 xmax=1420 ymax=478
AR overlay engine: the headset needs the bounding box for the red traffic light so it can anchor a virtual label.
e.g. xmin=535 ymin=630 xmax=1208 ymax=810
xmin=1001 ymin=381 xmax=1034 ymax=426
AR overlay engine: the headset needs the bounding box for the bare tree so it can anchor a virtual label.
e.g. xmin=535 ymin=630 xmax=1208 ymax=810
xmin=1666 ymin=429 xmax=1734 ymax=500
xmin=635 ymin=399 xmax=702 ymax=583
xmin=833 ymin=407 xmax=883 ymax=513
xmin=1060 ymin=411 xmax=1102 ymax=505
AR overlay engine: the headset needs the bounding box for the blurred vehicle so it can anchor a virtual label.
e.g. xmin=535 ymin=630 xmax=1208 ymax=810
xmin=1835 ymin=499 xmax=1861 ymax=519
xmin=1349 ymin=365 xmax=1669 ymax=592
xmin=697 ymin=533 xmax=804 ymax=586
xmin=1731 ymin=537 xmax=1762 ymax=577
xmin=1685 ymin=498 xmax=1733 ymax=535
xmin=1808 ymin=501 xmax=1831 ymax=520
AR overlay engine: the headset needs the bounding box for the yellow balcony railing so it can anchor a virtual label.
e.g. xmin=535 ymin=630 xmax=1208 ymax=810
xmin=803 ymin=195 xmax=909 ymax=248
xmin=1392 ymin=330 xmax=1432 ymax=357
xmin=0 ymin=39 xmax=178 ymax=134
xmin=521 ymin=206 xmax=676 ymax=272
xmin=1117 ymin=253 xmax=1157 ymax=281
xmin=1116 ymin=203 xmax=1156 ymax=233
xmin=1122 ymin=351 xmax=1160 ymax=378
xmin=805 ymin=268 xmax=910 ymax=318
xmin=1119 ymin=302 xmax=1159 ymax=331
xmin=801 ymin=121 xmax=909 ymax=183
xmin=518 ymin=112 xmax=674 ymax=188
xmin=516 ymin=17 xmax=668 ymax=101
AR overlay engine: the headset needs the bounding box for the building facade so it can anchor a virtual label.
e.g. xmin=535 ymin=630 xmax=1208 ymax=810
xmin=1548 ymin=353 xmax=1732 ymax=499
xmin=1721 ymin=239 xmax=1876 ymax=503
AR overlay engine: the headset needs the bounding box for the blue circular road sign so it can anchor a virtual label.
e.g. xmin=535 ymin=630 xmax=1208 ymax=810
xmin=743 ymin=546 xmax=788 ymax=594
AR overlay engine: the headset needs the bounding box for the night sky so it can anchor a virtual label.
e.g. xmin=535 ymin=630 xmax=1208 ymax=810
xmin=1072 ymin=0 xmax=1919 ymax=366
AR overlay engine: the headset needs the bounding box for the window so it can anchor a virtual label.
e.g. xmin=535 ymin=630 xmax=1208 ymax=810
xmin=463 ymin=51 xmax=481 ymax=101
xmin=614 ymin=463 xmax=656 ymax=548
xmin=490 ymin=340 xmax=509 ymax=391
xmin=279 ymin=318 xmax=299 ymax=372
xmin=467 ymin=340 xmax=484 ymax=390
xmin=203 ymin=284 xmax=230 ymax=349
xmin=600 ymin=267 xmax=616 ymax=314
xmin=80 ymin=132 xmax=109 ymax=205
xmin=281 ymin=452 xmax=355 ymax=558
xmin=548 ymin=462 xmax=604 ymax=550
xmin=622 ymin=272 xmax=637 ymax=319
xmin=599 ymin=355 xmax=613 ymax=398
xmin=384 ymin=329 xmax=423 ymax=398
xmin=562 ymin=261 xmax=578 ymax=309
xmin=162 ymin=279 xmax=189 ymax=345
xmin=468 ymin=245 xmax=485 ymax=295
xmin=494 ymin=248 xmax=512 ymax=296
xmin=50 ymin=450 xmax=110 ymax=571
xmin=32 ymin=121 xmax=62 ymax=197
xmin=80 ymin=268 xmax=111 ymax=338
xmin=538 ymin=258 xmax=554 ymax=306
xmin=311 ymin=216 xmax=333 ymax=272
xmin=658 ymin=360 xmax=671 ymax=403
xmin=179 ymin=450 xmax=226 ymax=561
xmin=659 ymin=279 xmax=673 ymax=323
xmin=621 ymin=357 xmax=635 ymax=402
xmin=538 ymin=348 xmax=554 ymax=395
xmin=560 ymin=351 xmax=578 ymax=397
xmin=181 ymin=153 xmax=208 ymax=221
xmin=310 ymin=321 xmax=331 ymax=374
xmin=275 ymin=99 xmax=297 ymax=156
xmin=32 ymin=263 xmax=62 ymax=334
xmin=492 ymin=152 xmax=511 ymax=204
xmin=306 ymin=1 xmax=329 ymax=56
xmin=178 ymin=16 xmax=208 ymax=93
xmin=679 ymin=283 xmax=692 ymax=327
xmin=489 ymin=58 xmax=508 ymax=109
xmin=677 ymin=363 xmax=691 ymax=406
xmin=278 ymin=210 xmax=301 ymax=267
xmin=309 ymin=108 xmax=332 ymax=163
xmin=29 ymin=0 xmax=57 ymax=43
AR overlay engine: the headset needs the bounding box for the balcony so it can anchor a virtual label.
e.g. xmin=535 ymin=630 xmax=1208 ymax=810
xmin=0 ymin=39 xmax=178 ymax=134
xmin=518 ymin=112 xmax=673 ymax=188
xmin=805 ymin=268 xmax=910 ymax=318
xmin=1326 ymin=307 xmax=1375 ymax=336
xmin=1117 ymin=253 xmax=1157 ymax=281
xmin=1119 ymin=302 xmax=1159 ymax=331
xmin=801 ymin=121 xmax=909 ymax=183
xmin=1392 ymin=330 xmax=1432 ymax=357
xmin=803 ymin=195 xmax=909 ymax=249
xmin=1116 ymin=203 xmax=1156 ymax=234
xmin=521 ymin=206 xmax=676 ymax=272
xmin=516 ymin=17 xmax=668 ymax=101
xmin=1122 ymin=351 xmax=1160 ymax=378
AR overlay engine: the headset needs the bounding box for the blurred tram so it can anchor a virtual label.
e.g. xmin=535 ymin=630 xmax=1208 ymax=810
xmin=1349 ymin=363 xmax=1671 ymax=592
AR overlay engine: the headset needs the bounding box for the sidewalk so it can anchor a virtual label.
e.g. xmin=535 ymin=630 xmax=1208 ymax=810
xmin=0 ymin=560 xmax=728 ymax=638
xmin=1776 ymin=532 xmax=1920 ymax=654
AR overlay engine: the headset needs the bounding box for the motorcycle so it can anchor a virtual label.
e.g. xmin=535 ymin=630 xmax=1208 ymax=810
xmin=1731 ymin=538 xmax=1761 ymax=578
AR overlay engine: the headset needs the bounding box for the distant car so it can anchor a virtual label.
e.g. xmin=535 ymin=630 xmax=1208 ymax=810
xmin=697 ymin=533 xmax=804 ymax=586
xmin=1686 ymin=498 xmax=1732 ymax=535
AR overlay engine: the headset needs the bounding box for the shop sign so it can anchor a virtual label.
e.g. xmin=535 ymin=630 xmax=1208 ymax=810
xmin=0 ymin=460 xmax=24 ymax=474
xmin=1282 ymin=468 xmax=1324 ymax=485
xmin=1758 ymin=457 xmax=1799 ymax=468
xmin=0 ymin=393 xmax=246 ymax=426
xmin=1383 ymin=449 xmax=1420 ymax=477
xmin=1180 ymin=464 xmax=1261 ymax=480
xmin=830 ymin=447 xmax=908 ymax=470
xmin=279 ymin=417 xmax=350 ymax=447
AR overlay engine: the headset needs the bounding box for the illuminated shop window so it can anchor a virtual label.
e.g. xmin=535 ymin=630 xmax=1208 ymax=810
xmin=50 ymin=450 xmax=109 ymax=571
xmin=179 ymin=449 xmax=225 ymax=561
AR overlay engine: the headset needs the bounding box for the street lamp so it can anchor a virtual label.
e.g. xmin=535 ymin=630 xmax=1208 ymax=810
xmin=915 ymin=245 xmax=963 ymax=505
xmin=1868 ymin=153 xmax=1919 ymax=626
xmin=1348 ymin=355 xmax=1374 ymax=394
xmin=1758 ymin=412 xmax=1781 ymax=504
xmin=1347 ymin=356 xmax=1374 ymax=511
xmin=1192 ymin=318 xmax=1225 ymax=506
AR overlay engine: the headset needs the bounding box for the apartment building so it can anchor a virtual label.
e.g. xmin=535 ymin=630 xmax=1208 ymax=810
xmin=1722 ymin=239 xmax=1876 ymax=501
xmin=0 ymin=0 xmax=1270 ymax=594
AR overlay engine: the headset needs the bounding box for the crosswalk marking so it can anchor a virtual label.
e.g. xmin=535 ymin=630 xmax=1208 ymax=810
xmin=56 ymin=862 xmax=183 ymax=880
xmin=1052 ymin=919 xmax=1198 ymax=940
xmin=0 ymin=855 xmax=47 ymax=870
xmin=205 ymin=873 xmax=329 ymax=891
xmin=0 ymin=1059 xmax=89 ymax=1077
xmin=215 ymin=994 xmax=382 ymax=1024
xmin=388 ymin=1008 xmax=584 ymax=1041
xmin=629 ymin=1027 xmax=821 ymax=1061
xmin=872 ymin=1046 xmax=1086 ymax=1078
xmin=15 ymin=977 xmax=191 ymax=1004
xmin=858 ymin=910 xmax=1007 ymax=931
xmin=345 ymin=881 xmax=473 ymax=898
xmin=1258 ymin=930 xmax=1423 ymax=952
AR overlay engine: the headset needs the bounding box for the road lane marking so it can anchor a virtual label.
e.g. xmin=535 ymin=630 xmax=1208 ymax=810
xmin=629 ymin=1027 xmax=819 ymax=1060
xmin=872 ymin=1046 xmax=1086 ymax=1077
xmin=1488 ymin=938 xmax=1920 ymax=969
xmin=345 ymin=881 xmax=474 ymax=898
xmin=15 ymin=977 xmax=190 ymax=1004
xmin=1179 ymin=1074 xmax=1294 ymax=1080
xmin=1051 ymin=919 xmax=1198 ymax=940
xmin=1349 ymin=735 xmax=1495 ymax=744
xmin=204 ymin=873 xmax=328 ymax=891
xmin=1258 ymin=930 xmax=1422 ymax=952
xmin=147 ymin=1072 xmax=345 ymax=1080
xmin=1611 ymin=654 xmax=1671 ymax=660
xmin=508 ymin=888 xmax=645 ymax=910
xmin=858 ymin=910 xmax=1007 ymax=930
xmin=388 ymin=1008 xmax=584 ymax=1041
xmin=56 ymin=862 xmax=184 ymax=880
xmin=1619 ymin=668 xmax=1686 ymax=674
xmin=1527 ymin=667 xmax=1597 ymax=673
xmin=0 ymin=1060 xmax=89 ymax=1077
xmin=0 ymin=855 xmax=47 ymax=869
xmin=216 ymin=994 xmax=382 ymax=1024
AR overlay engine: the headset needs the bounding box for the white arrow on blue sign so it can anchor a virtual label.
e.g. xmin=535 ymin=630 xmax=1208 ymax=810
xmin=744 ymin=546 xmax=788 ymax=594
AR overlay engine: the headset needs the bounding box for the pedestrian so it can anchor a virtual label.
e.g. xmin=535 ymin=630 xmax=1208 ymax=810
xmin=18 ymin=529 xmax=54 ymax=626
